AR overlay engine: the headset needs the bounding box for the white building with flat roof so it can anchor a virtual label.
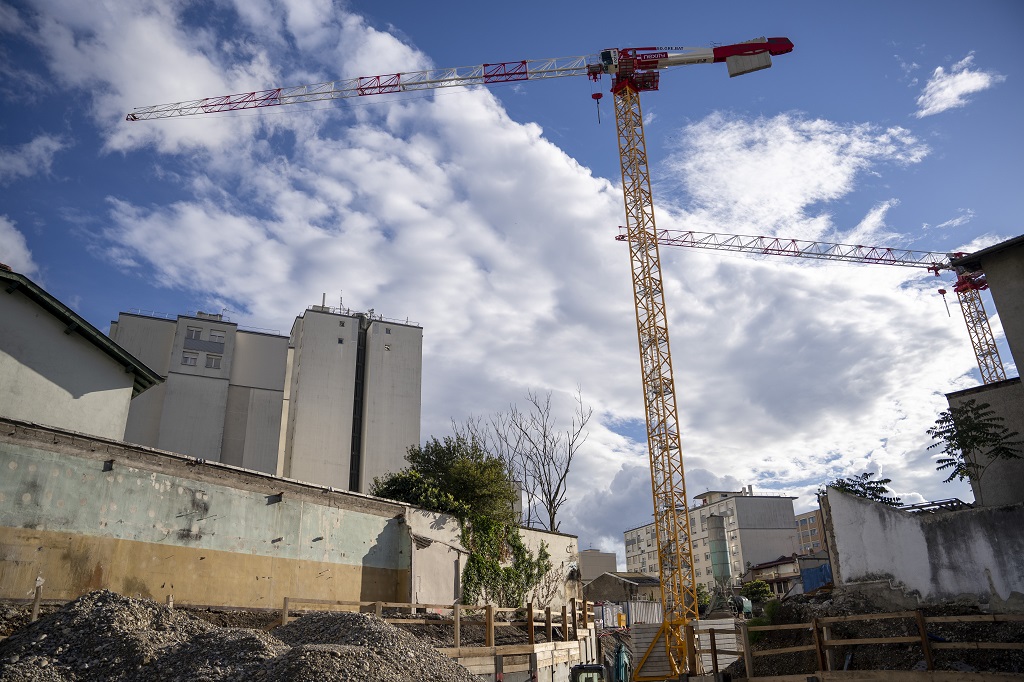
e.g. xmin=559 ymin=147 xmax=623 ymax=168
xmin=624 ymin=486 xmax=799 ymax=590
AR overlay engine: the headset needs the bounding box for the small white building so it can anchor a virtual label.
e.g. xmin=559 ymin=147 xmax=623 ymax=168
xmin=0 ymin=266 xmax=160 ymax=440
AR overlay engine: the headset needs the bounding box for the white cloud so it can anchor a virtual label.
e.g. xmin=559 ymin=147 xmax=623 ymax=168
xmin=0 ymin=134 xmax=67 ymax=184
xmin=0 ymin=215 xmax=38 ymax=275
xmin=915 ymin=53 xmax=1006 ymax=118
xmin=924 ymin=208 xmax=975 ymax=231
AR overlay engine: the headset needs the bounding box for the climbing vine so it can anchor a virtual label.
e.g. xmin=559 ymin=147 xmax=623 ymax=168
xmin=460 ymin=517 xmax=551 ymax=607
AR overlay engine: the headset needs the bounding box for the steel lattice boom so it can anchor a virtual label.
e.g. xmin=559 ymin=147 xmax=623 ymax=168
xmin=625 ymin=228 xmax=1006 ymax=384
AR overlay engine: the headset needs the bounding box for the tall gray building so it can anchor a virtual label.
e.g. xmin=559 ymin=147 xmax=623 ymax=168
xmin=109 ymin=305 xmax=422 ymax=492
xmin=109 ymin=311 xmax=288 ymax=474
xmin=281 ymin=306 xmax=422 ymax=492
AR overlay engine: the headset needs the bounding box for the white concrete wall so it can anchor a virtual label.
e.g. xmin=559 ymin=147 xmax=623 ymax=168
xmin=825 ymin=488 xmax=1024 ymax=608
xmin=408 ymin=508 xmax=465 ymax=605
xmin=523 ymin=528 xmax=581 ymax=608
xmin=0 ymin=291 xmax=134 ymax=439
xmin=158 ymin=373 xmax=229 ymax=460
xmin=359 ymin=319 xmax=422 ymax=490
xmin=980 ymin=241 xmax=1024 ymax=366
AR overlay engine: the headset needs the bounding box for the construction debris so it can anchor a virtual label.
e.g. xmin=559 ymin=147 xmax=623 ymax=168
xmin=0 ymin=591 xmax=484 ymax=681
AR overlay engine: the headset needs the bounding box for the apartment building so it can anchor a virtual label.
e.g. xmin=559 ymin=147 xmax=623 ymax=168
xmin=795 ymin=508 xmax=825 ymax=553
xmin=624 ymin=486 xmax=799 ymax=590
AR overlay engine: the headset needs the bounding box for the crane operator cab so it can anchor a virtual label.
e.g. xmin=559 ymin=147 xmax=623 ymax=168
xmin=569 ymin=663 xmax=606 ymax=682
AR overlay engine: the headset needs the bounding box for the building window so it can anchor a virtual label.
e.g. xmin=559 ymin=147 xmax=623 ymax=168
xmin=810 ymin=528 xmax=818 ymax=536
xmin=181 ymin=352 xmax=198 ymax=366
xmin=209 ymin=329 xmax=225 ymax=343
xmin=704 ymin=552 xmax=710 ymax=561
xmin=695 ymin=568 xmax=702 ymax=576
xmin=186 ymin=326 xmax=202 ymax=340
xmin=385 ymin=328 xmax=391 ymax=334
xmin=809 ymin=516 xmax=817 ymax=524
xmin=339 ymin=321 xmax=345 ymax=327
xmin=384 ymin=344 xmax=391 ymax=351
xmin=205 ymin=354 xmax=222 ymax=369
xmin=338 ymin=338 xmax=344 ymax=344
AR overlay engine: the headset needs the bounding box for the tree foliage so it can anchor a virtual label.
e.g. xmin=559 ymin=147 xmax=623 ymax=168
xmin=695 ymin=582 xmax=711 ymax=610
xmin=820 ymin=472 xmax=902 ymax=507
xmin=740 ymin=579 xmax=774 ymax=603
xmin=927 ymin=399 xmax=1023 ymax=506
xmin=370 ymin=434 xmax=548 ymax=606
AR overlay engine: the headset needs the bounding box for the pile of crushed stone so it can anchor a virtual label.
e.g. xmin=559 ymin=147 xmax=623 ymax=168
xmin=0 ymin=591 xmax=484 ymax=681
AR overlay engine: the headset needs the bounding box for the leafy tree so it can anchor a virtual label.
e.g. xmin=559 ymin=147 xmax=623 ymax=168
xmin=740 ymin=579 xmax=774 ymax=603
xmin=819 ymin=472 xmax=902 ymax=507
xmin=927 ymin=399 xmax=1023 ymax=506
xmin=371 ymin=435 xmax=548 ymax=606
xmin=695 ymin=582 xmax=711 ymax=611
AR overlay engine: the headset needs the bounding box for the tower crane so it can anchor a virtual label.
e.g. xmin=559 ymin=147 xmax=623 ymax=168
xmin=127 ymin=36 xmax=794 ymax=679
xmin=619 ymin=228 xmax=1006 ymax=383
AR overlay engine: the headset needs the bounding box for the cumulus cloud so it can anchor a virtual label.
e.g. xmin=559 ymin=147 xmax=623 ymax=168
xmin=662 ymin=113 xmax=928 ymax=240
xmin=0 ymin=216 xmax=38 ymax=275
xmin=0 ymin=134 xmax=67 ymax=184
xmin=915 ymin=53 xmax=1005 ymax=118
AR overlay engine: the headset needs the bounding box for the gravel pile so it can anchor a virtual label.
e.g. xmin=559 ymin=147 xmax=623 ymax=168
xmin=0 ymin=591 xmax=484 ymax=681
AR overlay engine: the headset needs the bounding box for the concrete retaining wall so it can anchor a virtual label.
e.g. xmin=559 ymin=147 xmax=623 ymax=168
xmin=0 ymin=418 xmax=410 ymax=608
xmin=823 ymin=488 xmax=1024 ymax=610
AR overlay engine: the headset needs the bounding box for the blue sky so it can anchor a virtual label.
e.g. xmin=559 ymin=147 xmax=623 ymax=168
xmin=2 ymin=0 xmax=1022 ymax=564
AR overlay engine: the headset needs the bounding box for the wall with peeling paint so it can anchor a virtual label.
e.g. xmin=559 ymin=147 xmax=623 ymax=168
xmin=0 ymin=418 xmax=410 ymax=608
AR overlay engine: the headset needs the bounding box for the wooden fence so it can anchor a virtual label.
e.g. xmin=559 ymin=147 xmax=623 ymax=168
xmin=696 ymin=610 xmax=1024 ymax=679
xmin=280 ymin=596 xmax=592 ymax=655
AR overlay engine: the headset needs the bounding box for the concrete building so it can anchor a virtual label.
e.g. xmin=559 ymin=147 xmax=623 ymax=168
xmin=281 ymin=306 xmax=422 ymax=492
xmin=109 ymin=304 xmax=423 ymax=492
xmin=109 ymin=311 xmax=288 ymax=474
xmin=579 ymin=548 xmax=618 ymax=583
xmin=795 ymin=508 xmax=825 ymax=553
xmin=946 ymin=235 xmax=1024 ymax=507
xmin=0 ymin=266 xmax=160 ymax=440
xmin=624 ymin=486 xmax=799 ymax=591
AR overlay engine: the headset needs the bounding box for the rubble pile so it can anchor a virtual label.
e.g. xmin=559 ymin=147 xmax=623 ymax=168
xmin=0 ymin=591 xmax=484 ymax=681
xmin=724 ymin=590 xmax=1024 ymax=678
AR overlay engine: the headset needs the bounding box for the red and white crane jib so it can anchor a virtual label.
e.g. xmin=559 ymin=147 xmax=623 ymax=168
xmin=124 ymin=38 xmax=794 ymax=121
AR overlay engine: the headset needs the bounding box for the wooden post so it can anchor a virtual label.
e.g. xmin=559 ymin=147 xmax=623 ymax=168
xmin=709 ymin=628 xmax=719 ymax=674
xmin=570 ymin=597 xmax=578 ymax=637
xmin=740 ymin=620 xmax=753 ymax=679
xmin=823 ymin=625 xmax=835 ymax=671
xmin=915 ymin=609 xmax=934 ymax=671
xmin=811 ymin=617 xmax=826 ymax=672
xmin=527 ymin=601 xmax=535 ymax=645
xmin=374 ymin=601 xmax=383 ymax=618
xmin=562 ymin=605 xmax=570 ymax=641
xmin=684 ymin=624 xmax=698 ymax=674
xmin=582 ymin=598 xmax=589 ymax=628
xmin=545 ymin=606 xmax=553 ymax=642
xmin=486 ymin=603 xmax=495 ymax=648
xmin=495 ymin=654 xmax=504 ymax=682
xmin=281 ymin=597 xmax=290 ymax=626
xmin=30 ymin=582 xmax=42 ymax=623
xmin=454 ymin=604 xmax=461 ymax=649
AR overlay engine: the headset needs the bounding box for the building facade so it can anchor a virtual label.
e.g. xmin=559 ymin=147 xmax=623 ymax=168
xmin=795 ymin=508 xmax=825 ymax=553
xmin=624 ymin=486 xmax=799 ymax=590
xmin=1 ymin=267 xmax=160 ymax=440
xmin=109 ymin=304 xmax=423 ymax=492
xmin=110 ymin=311 xmax=288 ymax=474
xmin=579 ymin=548 xmax=618 ymax=583
xmin=281 ymin=306 xmax=422 ymax=492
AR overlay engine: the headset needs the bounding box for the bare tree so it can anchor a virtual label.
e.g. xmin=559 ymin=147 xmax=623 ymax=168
xmin=454 ymin=387 xmax=593 ymax=532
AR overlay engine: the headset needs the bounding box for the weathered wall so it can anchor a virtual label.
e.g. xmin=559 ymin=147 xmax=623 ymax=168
xmin=946 ymin=378 xmax=1024 ymax=508
xmin=0 ymin=292 xmax=135 ymax=440
xmin=979 ymin=240 xmax=1024 ymax=366
xmin=823 ymin=488 xmax=1024 ymax=610
xmin=0 ymin=419 xmax=410 ymax=608
xmin=523 ymin=528 xmax=581 ymax=607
